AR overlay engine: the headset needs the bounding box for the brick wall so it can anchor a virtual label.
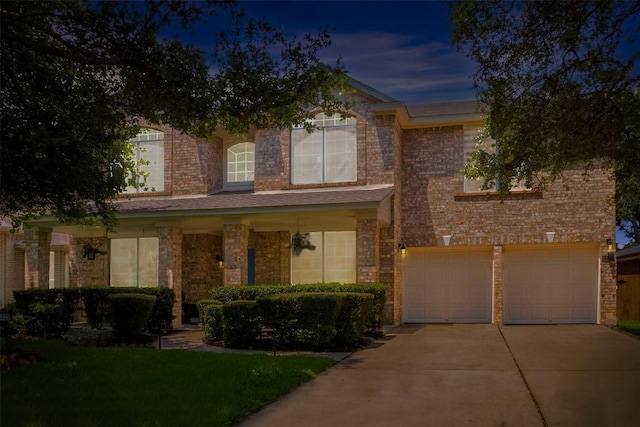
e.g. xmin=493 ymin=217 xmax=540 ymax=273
xmin=253 ymin=231 xmax=290 ymax=284
xmin=182 ymin=234 xmax=222 ymax=302
xmin=401 ymin=125 xmax=615 ymax=246
xmin=69 ymin=237 xmax=109 ymax=287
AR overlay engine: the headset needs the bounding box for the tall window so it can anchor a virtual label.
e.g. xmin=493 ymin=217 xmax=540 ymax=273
xmin=291 ymin=113 xmax=357 ymax=185
xmin=124 ymin=129 xmax=164 ymax=193
xmin=291 ymin=231 xmax=356 ymax=284
xmin=463 ymin=127 xmax=529 ymax=193
xmin=226 ymin=142 xmax=255 ymax=190
xmin=110 ymin=238 xmax=158 ymax=287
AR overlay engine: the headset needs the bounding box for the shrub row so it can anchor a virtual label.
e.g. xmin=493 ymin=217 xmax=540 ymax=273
xmin=13 ymin=287 xmax=176 ymax=334
xmin=199 ymin=292 xmax=374 ymax=351
xmin=210 ymin=282 xmax=386 ymax=331
xmin=109 ymin=294 xmax=157 ymax=344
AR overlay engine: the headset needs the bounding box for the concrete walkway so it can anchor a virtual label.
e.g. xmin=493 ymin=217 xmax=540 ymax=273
xmin=237 ymin=324 xmax=640 ymax=427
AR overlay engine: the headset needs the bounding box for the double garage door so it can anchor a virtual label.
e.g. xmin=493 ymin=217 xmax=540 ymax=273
xmin=403 ymin=245 xmax=598 ymax=324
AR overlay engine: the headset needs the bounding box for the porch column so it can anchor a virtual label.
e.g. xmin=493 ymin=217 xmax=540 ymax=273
xmin=492 ymin=245 xmax=503 ymax=325
xmin=157 ymin=224 xmax=183 ymax=328
xmin=223 ymin=220 xmax=249 ymax=286
xmin=24 ymin=228 xmax=52 ymax=289
xmin=356 ymin=217 xmax=381 ymax=283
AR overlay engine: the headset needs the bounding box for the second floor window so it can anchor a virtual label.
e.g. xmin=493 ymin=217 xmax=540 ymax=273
xmin=463 ymin=127 xmax=529 ymax=193
xmin=124 ymin=129 xmax=164 ymax=193
xmin=226 ymin=142 xmax=255 ymax=190
xmin=291 ymin=113 xmax=357 ymax=185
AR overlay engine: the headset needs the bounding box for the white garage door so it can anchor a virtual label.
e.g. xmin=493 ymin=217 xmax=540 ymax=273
xmin=503 ymin=245 xmax=598 ymax=324
xmin=403 ymin=248 xmax=493 ymax=323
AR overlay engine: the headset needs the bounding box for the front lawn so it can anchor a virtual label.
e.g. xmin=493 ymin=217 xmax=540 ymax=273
xmin=1 ymin=339 xmax=335 ymax=426
xmin=617 ymin=319 xmax=640 ymax=336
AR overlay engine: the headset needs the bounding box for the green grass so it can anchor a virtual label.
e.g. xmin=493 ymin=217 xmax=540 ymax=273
xmin=617 ymin=319 xmax=640 ymax=336
xmin=1 ymin=339 xmax=335 ymax=426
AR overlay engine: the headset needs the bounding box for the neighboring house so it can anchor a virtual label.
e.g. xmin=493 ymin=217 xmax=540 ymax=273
xmin=7 ymin=79 xmax=617 ymax=327
xmin=1 ymin=219 xmax=70 ymax=308
xmin=617 ymin=245 xmax=640 ymax=275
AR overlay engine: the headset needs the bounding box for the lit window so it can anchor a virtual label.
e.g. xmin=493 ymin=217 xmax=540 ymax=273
xmin=463 ymin=127 xmax=529 ymax=193
xmin=124 ymin=129 xmax=164 ymax=193
xmin=225 ymin=142 xmax=255 ymax=190
xmin=291 ymin=113 xmax=357 ymax=185
xmin=110 ymin=238 xmax=158 ymax=287
xmin=290 ymin=231 xmax=356 ymax=284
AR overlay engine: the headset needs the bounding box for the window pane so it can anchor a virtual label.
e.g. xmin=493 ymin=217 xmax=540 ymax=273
xmin=227 ymin=142 xmax=255 ymax=183
xmin=463 ymin=127 xmax=496 ymax=193
xmin=291 ymin=232 xmax=323 ymax=284
xmin=110 ymin=239 xmax=138 ymax=286
xmin=324 ymin=231 xmax=356 ymax=283
xmin=138 ymin=238 xmax=158 ymax=287
xmin=325 ymin=127 xmax=356 ymax=183
xmin=291 ymin=130 xmax=323 ymax=184
xmin=291 ymin=113 xmax=356 ymax=184
xmin=290 ymin=231 xmax=356 ymax=284
xmin=124 ymin=129 xmax=164 ymax=194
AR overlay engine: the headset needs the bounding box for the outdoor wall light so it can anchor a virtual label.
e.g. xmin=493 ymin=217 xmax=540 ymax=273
xmin=546 ymin=231 xmax=556 ymax=243
xmin=398 ymin=243 xmax=407 ymax=255
xmin=215 ymin=255 xmax=224 ymax=268
xmin=443 ymin=235 xmax=452 ymax=246
xmin=606 ymin=239 xmax=615 ymax=261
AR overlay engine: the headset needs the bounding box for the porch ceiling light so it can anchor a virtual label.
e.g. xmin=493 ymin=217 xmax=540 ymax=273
xmin=546 ymin=231 xmax=555 ymax=243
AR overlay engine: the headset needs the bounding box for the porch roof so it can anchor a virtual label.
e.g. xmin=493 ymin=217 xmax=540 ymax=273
xmin=114 ymin=184 xmax=394 ymax=216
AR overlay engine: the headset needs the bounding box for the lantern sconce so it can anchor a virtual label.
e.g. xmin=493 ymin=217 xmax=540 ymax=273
xmin=215 ymin=255 xmax=224 ymax=268
xmin=398 ymin=243 xmax=407 ymax=255
xmin=443 ymin=235 xmax=452 ymax=246
xmin=606 ymin=239 xmax=615 ymax=261
xmin=546 ymin=231 xmax=555 ymax=243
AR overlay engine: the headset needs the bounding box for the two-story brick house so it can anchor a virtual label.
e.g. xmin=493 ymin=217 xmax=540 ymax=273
xmin=12 ymin=79 xmax=617 ymax=327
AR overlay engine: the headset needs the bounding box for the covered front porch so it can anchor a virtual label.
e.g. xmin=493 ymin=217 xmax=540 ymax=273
xmin=23 ymin=185 xmax=401 ymax=327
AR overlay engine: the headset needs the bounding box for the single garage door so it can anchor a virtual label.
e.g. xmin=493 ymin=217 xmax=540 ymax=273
xmin=404 ymin=247 xmax=493 ymax=323
xmin=503 ymin=245 xmax=598 ymax=324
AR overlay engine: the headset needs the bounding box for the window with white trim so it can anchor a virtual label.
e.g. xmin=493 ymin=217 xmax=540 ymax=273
xmin=463 ymin=127 xmax=529 ymax=193
xmin=124 ymin=129 xmax=164 ymax=193
xmin=290 ymin=231 xmax=356 ymax=284
xmin=225 ymin=142 xmax=255 ymax=190
xmin=291 ymin=113 xmax=357 ymax=185
xmin=110 ymin=238 xmax=158 ymax=287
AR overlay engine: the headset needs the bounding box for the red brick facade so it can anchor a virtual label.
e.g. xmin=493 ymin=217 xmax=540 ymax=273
xmin=14 ymin=86 xmax=617 ymax=326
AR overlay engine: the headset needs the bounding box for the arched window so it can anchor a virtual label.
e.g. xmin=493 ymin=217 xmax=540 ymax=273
xmin=225 ymin=142 xmax=255 ymax=190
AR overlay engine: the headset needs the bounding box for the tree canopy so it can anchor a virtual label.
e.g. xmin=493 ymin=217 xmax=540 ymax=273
xmin=450 ymin=0 xmax=640 ymax=244
xmin=0 ymin=0 xmax=349 ymax=228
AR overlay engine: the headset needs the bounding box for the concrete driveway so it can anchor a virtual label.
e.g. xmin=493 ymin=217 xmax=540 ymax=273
xmin=239 ymin=324 xmax=640 ymax=427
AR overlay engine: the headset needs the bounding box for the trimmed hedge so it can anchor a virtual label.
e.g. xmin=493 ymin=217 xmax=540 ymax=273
xmin=13 ymin=287 xmax=176 ymax=332
xmin=211 ymin=282 xmax=386 ymax=331
xmin=13 ymin=288 xmax=81 ymax=334
xmin=108 ymin=293 xmax=156 ymax=344
xmin=257 ymin=293 xmax=341 ymax=350
xmin=334 ymin=293 xmax=374 ymax=347
xmin=197 ymin=299 xmax=224 ymax=342
xmin=222 ymin=300 xmax=261 ymax=349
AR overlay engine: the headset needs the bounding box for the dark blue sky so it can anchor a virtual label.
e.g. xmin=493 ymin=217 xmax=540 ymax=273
xmin=240 ymin=0 xmax=476 ymax=104
xmin=178 ymin=0 xmax=477 ymax=105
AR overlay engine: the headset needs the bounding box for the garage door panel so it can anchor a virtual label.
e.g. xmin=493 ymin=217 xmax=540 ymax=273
xmin=504 ymin=245 xmax=598 ymax=324
xmin=404 ymin=248 xmax=492 ymax=323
